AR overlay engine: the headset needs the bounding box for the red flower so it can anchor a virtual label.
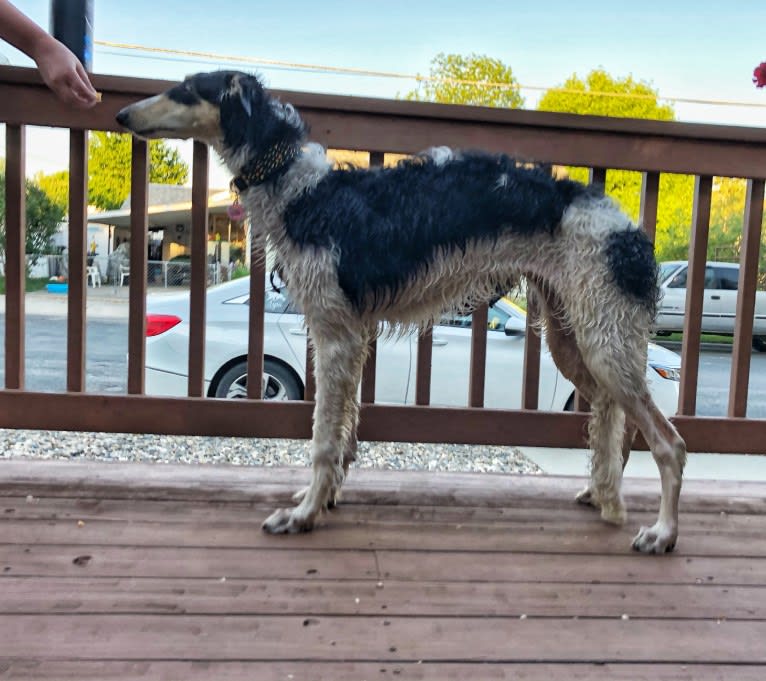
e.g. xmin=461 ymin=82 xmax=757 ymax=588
xmin=754 ymin=62 xmax=766 ymax=88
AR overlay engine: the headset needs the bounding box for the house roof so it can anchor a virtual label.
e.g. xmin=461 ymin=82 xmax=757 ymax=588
xmin=88 ymin=184 xmax=232 ymax=227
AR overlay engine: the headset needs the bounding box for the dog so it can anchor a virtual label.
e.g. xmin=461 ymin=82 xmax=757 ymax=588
xmin=117 ymin=70 xmax=687 ymax=553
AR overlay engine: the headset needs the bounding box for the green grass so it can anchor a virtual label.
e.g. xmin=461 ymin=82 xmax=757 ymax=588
xmin=654 ymin=332 xmax=733 ymax=345
xmin=0 ymin=276 xmax=50 ymax=294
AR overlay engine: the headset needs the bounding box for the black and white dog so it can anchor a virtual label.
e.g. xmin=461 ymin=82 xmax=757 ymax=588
xmin=117 ymin=71 xmax=686 ymax=553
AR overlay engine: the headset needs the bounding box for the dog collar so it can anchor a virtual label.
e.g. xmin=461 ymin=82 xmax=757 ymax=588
xmin=231 ymin=141 xmax=301 ymax=191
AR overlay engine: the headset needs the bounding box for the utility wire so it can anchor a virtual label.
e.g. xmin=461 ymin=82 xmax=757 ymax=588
xmin=94 ymin=40 xmax=766 ymax=110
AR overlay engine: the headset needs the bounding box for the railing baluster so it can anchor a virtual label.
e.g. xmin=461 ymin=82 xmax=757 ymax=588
xmin=4 ymin=125 xmax=25 ymax=390
xmin=522 ymin=295 xmax=541 ymax=410
xmin=728 ymin=179 xmax=765 ymax=418
xmin=415 ymin=326 xmax=433 ymax=406
xmin=127 ymin=138 xmax=148 ymax=394
xmin=639 ymin=171 xmax=660 ymax=243
xmin=246 ymin=246 xmax=266 ymax=399
xmin=360 ymin=150 xmax=385 ymax=405
xmin=66 ymin=130 xmax=88 ymax=393
xmin=304 ymin=338 xmax=315 ymax=402
xmin=469 ymin=304 xmax=488 ymax=408
xmin=589 ymin=166 xmax=607 ymax=187
xmin=679 ymin=175 xmax=712 ymax=416
xmin=187 ymin=142 xmax=209 ymax=397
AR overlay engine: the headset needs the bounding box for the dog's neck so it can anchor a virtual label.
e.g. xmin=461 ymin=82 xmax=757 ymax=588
xmin=230 ymin=140 xmax=302 ymax=191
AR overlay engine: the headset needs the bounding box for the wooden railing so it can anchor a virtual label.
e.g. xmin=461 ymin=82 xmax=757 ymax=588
xmin=2 ymin=65 xmax=766 ymax=453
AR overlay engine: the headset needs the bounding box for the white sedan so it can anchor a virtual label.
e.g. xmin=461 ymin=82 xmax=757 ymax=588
xmin=144 ymin=276 xmax=681 ymax=415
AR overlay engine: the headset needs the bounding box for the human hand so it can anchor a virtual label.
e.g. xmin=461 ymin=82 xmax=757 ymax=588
xmin=32 ymin=34 xmax=98 ymax=108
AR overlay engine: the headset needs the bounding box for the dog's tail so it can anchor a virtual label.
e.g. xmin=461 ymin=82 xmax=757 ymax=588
xmin=604 ymin=227 xmax=660 ymax=316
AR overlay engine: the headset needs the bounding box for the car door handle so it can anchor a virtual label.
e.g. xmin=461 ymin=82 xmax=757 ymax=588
xmin=289 ymin=328 xmax=308 ymax=336
xmin=710 ymin=295 xmax=721 ymax=300
xmin=432 ymin=337 xmax=448 ymax=347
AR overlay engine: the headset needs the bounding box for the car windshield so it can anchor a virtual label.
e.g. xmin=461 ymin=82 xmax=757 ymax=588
xmin=659 ymin=262 xmax=682 ymax=284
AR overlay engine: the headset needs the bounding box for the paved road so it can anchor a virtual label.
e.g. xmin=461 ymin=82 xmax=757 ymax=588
xmin=0 ymin=314 xmax=764 ymax=416
xmin=0 ymin=315 xmax=128 ymax=394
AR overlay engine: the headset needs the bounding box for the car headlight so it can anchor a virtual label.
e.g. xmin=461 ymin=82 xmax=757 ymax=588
xmin=651 ymin=365 xmax=680 ymax=381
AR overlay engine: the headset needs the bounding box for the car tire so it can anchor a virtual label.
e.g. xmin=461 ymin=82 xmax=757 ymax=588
xmin=753 ymin=336 xmax=766 ymax=353
xmin=214 ymin=359 xmax=303 ymax=400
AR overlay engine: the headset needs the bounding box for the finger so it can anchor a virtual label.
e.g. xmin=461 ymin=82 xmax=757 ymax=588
xmin=75 ymin=61 xmax=98 ymax=97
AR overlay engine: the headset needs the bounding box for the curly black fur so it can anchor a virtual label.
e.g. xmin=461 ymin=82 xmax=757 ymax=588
xmin=284 ymin=153 xmax=592 ymax=310
xmin=605 ymin=229 xmax=659 ymax=314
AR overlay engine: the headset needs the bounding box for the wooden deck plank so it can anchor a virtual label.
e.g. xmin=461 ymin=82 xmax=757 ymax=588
xmin=2 ymin=460 xmax=766 ymax=511
xmin=4 ymin=615 xmax=766 ymax=662
xmin=1 ymin=577 xmax=762 ymax=620
xmin=1 ymin=544 xmax=761 ymax=585
xmin=2 ymin=513 xmax=765 ymax=556
xmin=4 ymin=661 xmax=765 ymax=681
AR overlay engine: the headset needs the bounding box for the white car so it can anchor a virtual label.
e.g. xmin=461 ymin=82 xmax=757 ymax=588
xmin=145 ymin=277 xmax=681 ymax=415
xmin=655 ymin=260 xmax=766 ymax=351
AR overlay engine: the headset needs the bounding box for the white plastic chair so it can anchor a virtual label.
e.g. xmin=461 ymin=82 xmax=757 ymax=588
xmin=119 ymin=264 xmax=130 ymax=286
xmin=86 ymin=265 xmax=101 ymax=288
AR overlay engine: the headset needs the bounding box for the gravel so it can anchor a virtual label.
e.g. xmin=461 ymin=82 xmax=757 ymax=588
xmin=0 ymin=429 xmax=542 ymax=475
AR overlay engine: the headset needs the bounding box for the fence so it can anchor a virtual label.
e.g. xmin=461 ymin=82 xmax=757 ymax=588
xmin=1 ymin=64 xmax=765 ymax=453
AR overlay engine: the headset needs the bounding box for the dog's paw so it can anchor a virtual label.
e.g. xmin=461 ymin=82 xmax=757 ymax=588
xmin=575 ymin=486 xmax=599 ymax=508
xmin=631 ymin=522 xmax=677 ymax=554
xmin=262 ymin=507 xmax=315 ymax=534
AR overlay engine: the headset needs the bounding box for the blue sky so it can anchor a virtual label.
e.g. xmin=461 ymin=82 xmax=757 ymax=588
xmin=2 ymin=0 xmax=765 ymax=184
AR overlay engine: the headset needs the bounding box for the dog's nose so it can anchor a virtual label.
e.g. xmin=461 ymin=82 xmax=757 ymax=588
xmin=115 ymin=108 xmax=130 ymax=127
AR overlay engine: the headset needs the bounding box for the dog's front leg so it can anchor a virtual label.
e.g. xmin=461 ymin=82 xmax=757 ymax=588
xmin=263 ymin=327 xmax=366 ymax=534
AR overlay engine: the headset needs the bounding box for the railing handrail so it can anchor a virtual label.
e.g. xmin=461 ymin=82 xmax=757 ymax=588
xmin=2 ymin=65 xmax=766 ymax=179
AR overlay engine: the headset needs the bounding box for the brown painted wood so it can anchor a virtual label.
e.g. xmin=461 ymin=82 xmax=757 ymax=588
xmin=304 ymin=336 xmax=316 ymax=401
xmin=4 ymin=615 xmax=766 ymax=661
xmin=2 ymin=661 xmax=764 ymax=681
xmin=66 ymin=129 xmax=88 ymax=393
xmin=4 ymin=461 xmax=766 ymax=512
xmin=729 ymin=179 xmax=765 ymax=417
xmin=521 ymin=296 xmax=541 ymax=410
xmin=0 ymin=460 xmax=764 ymax=675
xmin=679 ymin=176 xmax=712 ymax=416
xmin=0 ymin=392 xmax=765 ymax=452
xmin=589 ymin=166 xmax=607 ymax=186
xmin=5 ymin=509 xmax=766 ymax=556
xmin=640 ymin=171 xmax=660 ymax=242
xmin=246 ymin=249 xmax=266 ymax=399
xmin=469 ymin=304 xmax=488 ymax=407
xmin=361 ymin=338 xmax=377 ymax=404
xmin=127 ymin=138 xmax=148 ymax=395
xmin=2 ymin=577 xmax=762 ymax=620
xmin=3 ymin=124 xmax=25 ymax=390
xmin=415 ymin=326 xmax=433 ymax=406
xmin=187 ymin=142 xmax=209 ymax=397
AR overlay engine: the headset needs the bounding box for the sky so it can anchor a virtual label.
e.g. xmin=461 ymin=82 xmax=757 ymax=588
xmin=2 ymin=0 xmax=765 ymax=188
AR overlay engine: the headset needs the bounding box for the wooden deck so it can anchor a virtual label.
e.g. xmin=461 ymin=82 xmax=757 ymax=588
xmin=0 ymin=460 xmax=765 ymax=680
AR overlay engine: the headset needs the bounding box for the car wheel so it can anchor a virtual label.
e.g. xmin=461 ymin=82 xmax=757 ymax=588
xmin=214 ymin=359 xmax=303 ymax=400
xmin=753 ymin=336 xmax=766 ymax=353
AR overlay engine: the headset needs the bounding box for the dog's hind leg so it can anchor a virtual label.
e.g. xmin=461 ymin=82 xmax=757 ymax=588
xmin=577 ymin=324 xmax=686 ymax=553
xmin=536 ymin=287 xmax=628 ymax=524
xmin=263 ymin=325 xmax=367 ymax=534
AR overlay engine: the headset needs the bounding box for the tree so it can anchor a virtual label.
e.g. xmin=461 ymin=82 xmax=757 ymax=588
xmin=36 ymin=132 xmax=189 ymax=212
xmin=537 ymin=69 xmax=694 ymax=263
xmin=404 ymin=53 xmax=524 ymax=108
xmin=88 ymin=131 xmax=188 ymax=210
xmin=0 ymin=172 xmax=65 ymax=266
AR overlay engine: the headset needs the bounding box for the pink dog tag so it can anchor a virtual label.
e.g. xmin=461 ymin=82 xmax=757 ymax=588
xmin=227 ymin=201 xmax=246 ymax=221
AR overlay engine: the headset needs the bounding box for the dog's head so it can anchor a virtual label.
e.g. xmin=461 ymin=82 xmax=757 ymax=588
xmin=116 ymin=71 xmax=306 ymax=168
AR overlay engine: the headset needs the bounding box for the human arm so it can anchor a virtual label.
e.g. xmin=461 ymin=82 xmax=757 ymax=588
xmin=0 ymin=0 xmax=98 ymax=107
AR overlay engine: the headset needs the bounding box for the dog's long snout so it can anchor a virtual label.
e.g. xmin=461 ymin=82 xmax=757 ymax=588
xmin=115 ymin=108 xmax=130 ymax=128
